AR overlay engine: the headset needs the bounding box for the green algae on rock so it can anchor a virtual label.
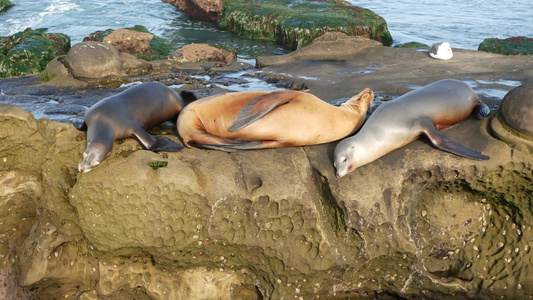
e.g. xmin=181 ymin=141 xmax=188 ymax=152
xmin=148 ymin=161 xmax=169 ymax=170
xmin=219 ymin=0 xmax=392 ymax=50
xmin=478 ymin=36 xmax=533 ymax=55
xmin=394 ymin=41 xmax=429 ymax=48
xmin=0 ymin=0 xmax=14 ymax=12
xmin=84 ymin=25 xmax=177 ymax=61
xmin=0 ymin=28 xmax=70 ymax=78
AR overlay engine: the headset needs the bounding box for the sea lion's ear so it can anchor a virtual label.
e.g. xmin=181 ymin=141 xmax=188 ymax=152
xmin=180 ymin=91 xmax=198 ymax=106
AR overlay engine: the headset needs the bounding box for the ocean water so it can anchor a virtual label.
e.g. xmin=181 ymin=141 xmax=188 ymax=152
xmin=1 ymin=0 xmax=531 ymax=60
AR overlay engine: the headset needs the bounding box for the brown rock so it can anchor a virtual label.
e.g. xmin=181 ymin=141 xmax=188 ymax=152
xmin=66 ymin=41 xmax=123 ymax=79
xmin=499 ymin=82 xmax=533 ymax=137
xmin=162 ymin=0 xmax=223 ymax=23
xmin=256 ymin=32 xmax=383 ymax=67
xmin=102 ymin=28 xmax=154 ymax=55
xmin=44 ymin=56 xmax=88 ymax=88
xmin=119 ymin=52 xmax=152 ymax=75
xmin=169 ymin=43 xmax=236 ymax=63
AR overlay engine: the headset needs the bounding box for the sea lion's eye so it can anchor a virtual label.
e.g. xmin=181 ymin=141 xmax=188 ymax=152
xmin=342 ymin=157 xmax=347 ymax=163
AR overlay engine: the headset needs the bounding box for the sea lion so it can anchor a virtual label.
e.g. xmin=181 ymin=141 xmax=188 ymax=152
xmin=74 ymin=82 xmax=195 ymax=173
xmin=177 ymin=88 xmax=374 ymax=152
xmin=334 ymin=79 xmax=490 ymax=178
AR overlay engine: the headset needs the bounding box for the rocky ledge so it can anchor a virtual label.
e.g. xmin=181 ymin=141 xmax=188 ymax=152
xmin=1 ymin=33 xmax=533 ymax=299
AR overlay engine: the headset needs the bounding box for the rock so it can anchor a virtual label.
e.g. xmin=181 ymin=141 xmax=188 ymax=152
xmin=162 ymin=0 xmax=223 ymax=23
xmin=478 ymin=36 xmax=533 ymax=55
xmin=256 ymin=32 xmax=382 ymax=67
xmin=499 ymin=82 xmax=533 ymax=137
xmin=490 ymin=82 xmax=533 ymax=153
xmin=0 ymin=0 xmax=14 ymax=12
xmin=394 ymin=41 xmax=429 ymax=48
xmin=44 ymin=56 xmax=88 ymax=88
xmin=165 ymin=0 xmax=392 ymax=49
xmin=65 ymin=41 xmax=123 ymax=79
xmin=0 ymin=28 xmax=70 ymax=77
xmin=1 ymin=95 xmax=533 ymax=298
xmin=102 ymin=29 xmax=154 ymax=55
xmin=169 ymin=43 xmax=237 ymax=63
xmin=119 ymin=52 xmax=153 ymax=75
xmin=84 ymin=25 xmax=177 ymax=61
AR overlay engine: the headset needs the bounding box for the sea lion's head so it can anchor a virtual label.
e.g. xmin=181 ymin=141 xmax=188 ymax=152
xmin=333 ymin=140 xmax=358 ymax=178
xmin=78 ymin=142 xmax=111 ymax=173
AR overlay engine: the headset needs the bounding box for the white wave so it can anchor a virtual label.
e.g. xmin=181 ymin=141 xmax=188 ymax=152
xmin=39 ymin=0 xmax=82 ymax=18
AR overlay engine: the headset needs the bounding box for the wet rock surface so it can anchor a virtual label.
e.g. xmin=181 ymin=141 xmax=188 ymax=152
xmin=169 ymin=43 xmax=237 ymax=63
xmin=1 ymin=35 xmax=533 ymax=299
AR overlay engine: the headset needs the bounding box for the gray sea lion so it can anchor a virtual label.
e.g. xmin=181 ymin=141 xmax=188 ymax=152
xmin=334 ymin=79 xmax=490 ymax=178
xmin=74 ymin=82 xmax=196 ymax=173
xmin=177 ymin=88 xmax=374 ymax=152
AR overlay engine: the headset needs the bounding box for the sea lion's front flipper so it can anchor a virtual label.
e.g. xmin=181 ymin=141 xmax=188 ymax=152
xmin=71 ymin=118 xmax=87 ymax=131
xmin=197 ymin=140 xmax=264 ymax=152
xmin=133 ymin=129 xmax=184 ymax=152
xmin=187 ymin=132 xmax=264 ymax=152
xmin=417 ymin=119 xmax=490 ymax=160
xmin=228 ymin=90 xmax=299 ymax=132
xmin=473 ymin=100 xmax=491 ymax=120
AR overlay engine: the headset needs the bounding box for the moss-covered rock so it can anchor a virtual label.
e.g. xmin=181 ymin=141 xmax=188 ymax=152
xmin=0 ymin=0 xmax=14 ymax=12
xmin=219 ymin=0 xmax=392 ymax=50
xmin=478 ymin=36 xmax=533 ymax=55
xmin=0 ymin=28 xmax=71 ymax=78
xmin=394 ymin=41 xmax=428 ymax=48
xmin=84 ymin=25 xmax=177 ymax=60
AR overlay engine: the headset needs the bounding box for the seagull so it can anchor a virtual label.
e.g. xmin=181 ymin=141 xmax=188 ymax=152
xmin=429 ymin=42 xmax=453 ymax=60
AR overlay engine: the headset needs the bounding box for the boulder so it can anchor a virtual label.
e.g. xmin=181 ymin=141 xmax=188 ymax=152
xmin=499 ymin=82 xmax=533 ymax=136
xmin=0 ymin=0 xmax=14 ymax=12
xmin=169 ymin=43 xmax=237 ymax=63
xmin=490 ymin=82 xmax=533 ymax=152
xmin=164 ymin=0 xmax=392 ymax=50
xmin=102 ymin=29 xmax=154 ymax=55
xmin=478 ymin=36 xmax=533 ymax=55
xmin=65 ymin=41 xmax=123 ymax=79
xmin=0 ymin=28 xmax=70 ymax=77
xmin=45 ymin=56 xmax=88 ymax=88
xmin=162 ymin=0 xmax=223 ymax=23
xmin=84 ymin=25 xmax=177 ymax=61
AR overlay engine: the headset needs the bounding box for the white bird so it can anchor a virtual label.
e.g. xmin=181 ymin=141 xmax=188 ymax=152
xmin=429 ymin=42 xmax=453 ymax=60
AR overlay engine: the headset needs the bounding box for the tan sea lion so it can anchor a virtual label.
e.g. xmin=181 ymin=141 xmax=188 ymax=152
xmin=177 ymin=89 xmax=374 ymax=152
xmin=74 ymin=82 xmax=196 ymax=173
xmin=334 ymin=79 xmax=490 ymax=178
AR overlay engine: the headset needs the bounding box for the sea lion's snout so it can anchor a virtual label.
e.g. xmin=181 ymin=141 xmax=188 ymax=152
xmin=78 ymin=149 xmax=104 ymax=173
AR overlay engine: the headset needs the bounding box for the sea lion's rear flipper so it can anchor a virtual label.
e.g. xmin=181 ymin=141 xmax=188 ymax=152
xmin=473 ymin=100 xmax=491 ymax=120
xmin=180 ymin=90 xmax=199 ymax=106
xmin=71 ymin=118 xmax=87 ymax=131
xmin=228 ymin=91 xmax=298 ymax=132
xmin=133 ymin=129 xmax=184 ymax=152
xmin=417 ymin=119 xmax=490 ymax=160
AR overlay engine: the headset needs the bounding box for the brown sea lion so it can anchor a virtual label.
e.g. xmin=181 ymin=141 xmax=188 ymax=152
xmin=74 ymin=82 xmax=195 ymax=173
xmin=177 ymin=89 xmax=374 ymax=152
xmin=334 ymin=79 xmax=490 ymax=178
